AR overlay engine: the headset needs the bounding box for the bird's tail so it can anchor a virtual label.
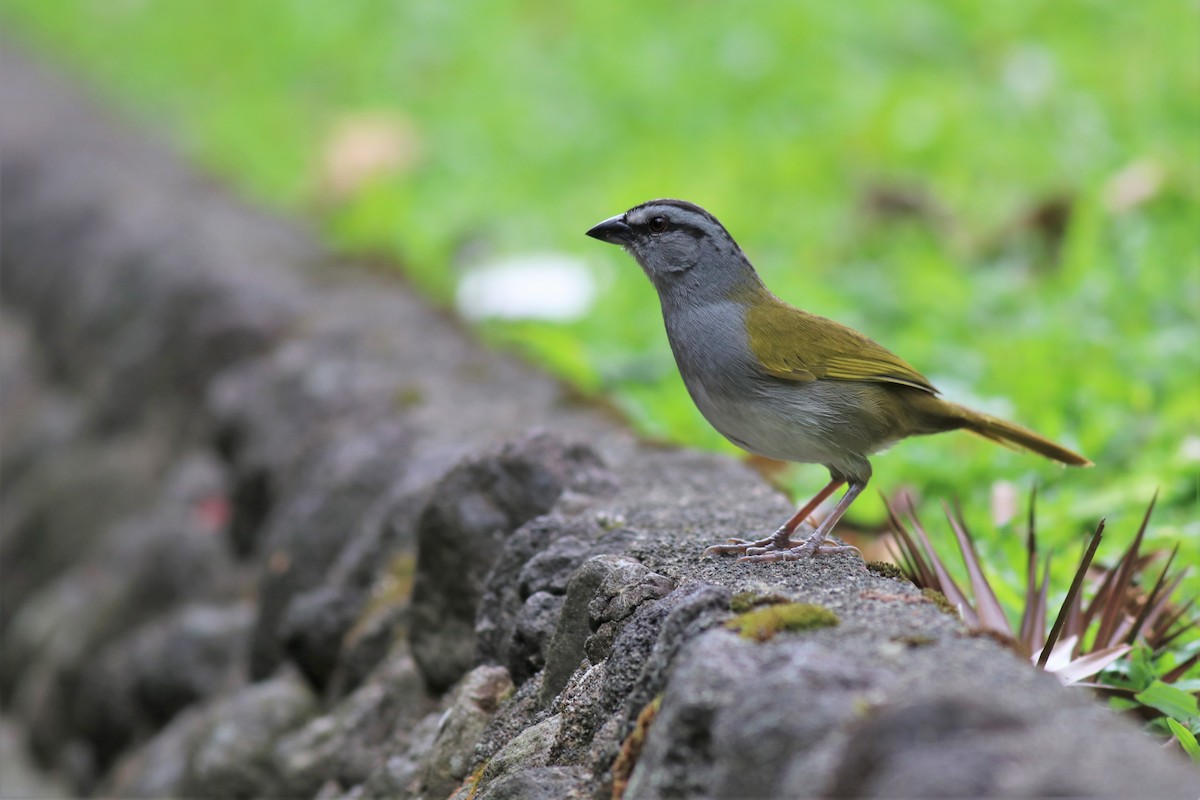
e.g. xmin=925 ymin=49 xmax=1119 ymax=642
xmin=950 ymin=403 xmax=1092 ymax=467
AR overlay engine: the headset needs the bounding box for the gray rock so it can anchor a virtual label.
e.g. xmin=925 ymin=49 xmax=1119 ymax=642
xmin=0 ymin=715 xmax=72 ymax=800
xmin=279 ymin=585 xmax=368 ymax=691
xmin=0 ymin=434 xmax=171 ymax=632
xmin=355 ymin=709 xmax=441 ymax=799
xmin=181 ymin=672 xmax=318 ymax=799
xmin=478 ymin=714 xmax=562 ymax=787
xmin=273 ymin=648 xmax=432 ymax=798
xmin=208 ymin=343 xmax=412 ymax=558
xmin=103 ymin=704 xmax=210 ymax=798
xmin=73 ymin=602 xmax=254 ymax=770
xmin=824 ymin=697 xmax=1026 ymax=798
xmin=420 ymin=664 xmax=515 ymax=799
xmin=249 ymin=420 xmax=413 ymax=680
xmin=625 ymin=630 xmax=878 ymax=800
xmin=509 ymin=591 xmax=566 ymax=685
xmin=326 ymin=554 xmax=415 ymax=698
xmin=4 ymin=454 xmax=247 ymax=772
xmin=409 ymin=433 xmax=612 ymax=692
xmin=540 ymin=555 xmax=673 ymax=707
xmin=476 ymin=766 xmax=592 ymax=800
xmin=605 ymin=582 xmax=731 ymax=738
xmin=475 ymin=514 xmax=634 ymax=685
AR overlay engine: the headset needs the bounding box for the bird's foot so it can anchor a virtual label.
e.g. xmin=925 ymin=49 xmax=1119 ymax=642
xmin=702 ymin=533 xmax=779 ymax=559
xmin=738 ymin=539 xmax=861 ymax=563
xmin=703 ymin=526 xmax=859 ymax=563
xmin=701 ymin=523 xmax=801 ymax=559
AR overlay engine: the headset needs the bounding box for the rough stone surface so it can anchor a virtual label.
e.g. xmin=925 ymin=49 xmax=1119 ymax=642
xmin=408 ymin=432 xmax=615 ymax=693
xmin=419 ymin=664 xmax=516 ymax=799
xmin=1 ymin=46 xmax=1195 ymax=800
xmin=179 ymin=672 xmax=318 ymax=800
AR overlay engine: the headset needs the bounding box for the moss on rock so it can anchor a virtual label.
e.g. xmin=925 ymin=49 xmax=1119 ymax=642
xmin=724 ymin=602 xmax=839 ymax=642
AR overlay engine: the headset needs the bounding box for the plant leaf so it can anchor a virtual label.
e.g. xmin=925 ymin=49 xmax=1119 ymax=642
xmin=1133 ymin=680 xmax=1200 ymax=723
xmin=1051 ymin=644 xmax=1132 ymax=685
xmin=903 ymin=497 xmax=974 ymax=623
xmin=1094 ymin=493 xmax=1156 ymax=648
xmin=944 ymin=500 xmax=1010 ymax=634
xmin=1127 ymin=543 xmax=1179 ymax=645
xmin=1039 ymin=519 xmax=1105 ymax=669
xmin=1164 ymin=718 xmax=1200 ymax=763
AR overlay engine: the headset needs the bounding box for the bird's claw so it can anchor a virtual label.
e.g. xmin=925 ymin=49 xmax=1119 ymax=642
xmin=738 ymin=541 xmax=861 ymax=563
xmin=702 ymin=534 xmax=777 ymax=559
xmin=703 ymin=525 xmax=861 ymax=563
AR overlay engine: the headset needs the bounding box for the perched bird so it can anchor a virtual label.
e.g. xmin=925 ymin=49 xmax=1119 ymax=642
xmin=586 ymin=199 xmax=1091 ymax=563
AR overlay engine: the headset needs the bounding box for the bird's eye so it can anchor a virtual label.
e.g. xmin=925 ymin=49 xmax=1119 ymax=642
xmin=647 ymin=216 xmax=668 ymax=234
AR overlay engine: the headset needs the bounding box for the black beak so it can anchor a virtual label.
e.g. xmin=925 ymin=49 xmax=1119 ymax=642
xmin=586 ymin=214 xmax=633 ymax=245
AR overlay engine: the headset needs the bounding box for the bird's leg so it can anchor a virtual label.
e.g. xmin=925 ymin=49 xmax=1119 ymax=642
xmin=702 ymin=478 xmax=844 ymax=558
xmin=739 ymin=480 xmax=865 ymax=563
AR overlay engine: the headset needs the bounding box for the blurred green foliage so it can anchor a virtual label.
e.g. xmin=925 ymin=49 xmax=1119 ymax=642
xmin=4 ymin=1 xmax=1197 ymax=599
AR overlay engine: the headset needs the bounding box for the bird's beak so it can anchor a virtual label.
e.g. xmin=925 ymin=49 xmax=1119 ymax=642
xmin=586 ymin=215 xmax=633 ymax=245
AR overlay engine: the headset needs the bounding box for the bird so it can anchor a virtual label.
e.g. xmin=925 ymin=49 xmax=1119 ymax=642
xmin=586 ymin=199 xmax=1091 ymax=563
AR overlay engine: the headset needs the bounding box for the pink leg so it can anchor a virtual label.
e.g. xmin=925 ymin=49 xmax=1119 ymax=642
xmin=703 ymin=478 xmax=845 ymax=558
xmin=740 ymin=481 xmax=865 ymax=563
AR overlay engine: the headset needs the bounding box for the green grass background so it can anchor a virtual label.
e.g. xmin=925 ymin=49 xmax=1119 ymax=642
xmin=4 ymin=0 xmax=1197 ymax=611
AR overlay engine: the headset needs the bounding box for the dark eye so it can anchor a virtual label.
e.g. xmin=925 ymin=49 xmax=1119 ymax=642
xmin=647 ymin=216 xmax=668 ymax=234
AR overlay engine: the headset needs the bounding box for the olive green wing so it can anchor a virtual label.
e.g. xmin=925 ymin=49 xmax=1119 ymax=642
xmin=745 ymin=300 xmax=938 ymax=393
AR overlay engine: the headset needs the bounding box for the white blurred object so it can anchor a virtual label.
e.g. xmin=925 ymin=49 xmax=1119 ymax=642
xmin=990 ymin=480 xmax=1019 ymax=527
xmin=456 ymin=254 xmax=597 ymax=322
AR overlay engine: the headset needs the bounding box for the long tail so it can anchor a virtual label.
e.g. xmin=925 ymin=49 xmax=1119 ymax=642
xmin=950 ymin=403 xmax=1092 ymax=466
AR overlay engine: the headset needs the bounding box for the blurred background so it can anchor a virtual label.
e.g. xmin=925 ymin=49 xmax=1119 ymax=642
xmin=3 ymin=0 xmax=1197 ymax=597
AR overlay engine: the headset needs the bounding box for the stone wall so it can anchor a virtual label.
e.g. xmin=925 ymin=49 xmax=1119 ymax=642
xmin=1 ymin=46 xmax=1195 ymax=799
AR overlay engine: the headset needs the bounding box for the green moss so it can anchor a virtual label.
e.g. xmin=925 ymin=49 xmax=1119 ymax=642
xmin=394 ymin=384 xmax=425 ymax=410
xmin=724 ymin=602 xmax=840 ymax=642
xmin=922 ymin=588 xmax=958 ymax=617
xmin=345 ymin=554 xmax=416 ymax=646
xmin=729 ymin=591 xmax=791 ymax=614
xmin=866 ymin=561 xmax=905 ymax=580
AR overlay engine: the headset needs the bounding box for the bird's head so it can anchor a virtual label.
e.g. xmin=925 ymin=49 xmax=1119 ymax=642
xmin=586 ymin=199 xmax=764 ymax=303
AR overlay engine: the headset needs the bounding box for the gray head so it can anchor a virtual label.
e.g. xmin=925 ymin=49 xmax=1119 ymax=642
xmin=586 ymin=199 xmax=764 ymax=302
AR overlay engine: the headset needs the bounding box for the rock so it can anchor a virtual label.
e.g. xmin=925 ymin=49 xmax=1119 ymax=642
xmin=279 ymin=585 xmax=368 ymax=691
xmin=419 ymin=664 xmax=516 ymax=799
xmin=249 ymin=420 xmax=414 ymax=680
xmin=475 ymin=514 xmax=634 ymax=686
xmin=0 ymin=317 xmax=85 ymax=487
xmin=5 ymin=454 xmax=246 ymax=771
xmin=73 ymin=602 xmax=254 ymax=770
xmin=273 ymin=648 xmax=432 ymax=798
xmin=477 ymin=765 xmax=591 ymax=800
xmin=624 ymin=629 xmax=878 ymax=799
xmin=327 ymin=554 xmax=415 ymax=698
xmin=103 ymin=705 xmax=210 ymax=798
xmin=509 ymin=591 xmax=566 ymax=685
xmin=478 ymin=714 xmax=562 ymax=788
xmin=0 ymin=716 xmax=72 ymax=800
xmin=0 ymin=434 xmax=171 ymax=631
xmin=354 ymin=709 xmax=441 ymax=798
xmin=181 ymin=672 xmax=318 ymax=799
xmin=824 ymin=697 xmax=1026 ymax=798
xmin=208 ymin=343 xmax=411 ymax=559
xmin=603 ymin=583 xmax=731 ymax=739
xmin=409 ymin=433 xmax=612 ymax=692
xmin=540 ymin=555 xmax=673 ymax=707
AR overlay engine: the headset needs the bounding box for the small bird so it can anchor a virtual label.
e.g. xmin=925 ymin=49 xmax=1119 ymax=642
xmin=586 ymin=199 xmax=1091 ymax=563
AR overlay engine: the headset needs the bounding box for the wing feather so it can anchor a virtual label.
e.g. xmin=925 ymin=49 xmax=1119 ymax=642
xmin=746 ymin=299 xmax=937 ymax=394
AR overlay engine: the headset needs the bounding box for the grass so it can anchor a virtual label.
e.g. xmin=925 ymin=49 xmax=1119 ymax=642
xmin=3 ymin=0 xmax=1197 ymax=602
